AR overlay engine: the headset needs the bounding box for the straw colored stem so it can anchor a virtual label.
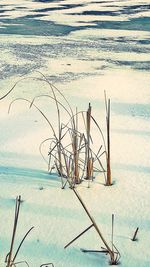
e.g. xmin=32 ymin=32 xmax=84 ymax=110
xmin=6 ymin=196 xmax=21 ymax=267
xmin=86 ymin=103 xmax=92 ymax=179
xmin=106 ymin=99 xmax=112 ymax=186
xmin=72 ymin=188 xmax=116 ymax=263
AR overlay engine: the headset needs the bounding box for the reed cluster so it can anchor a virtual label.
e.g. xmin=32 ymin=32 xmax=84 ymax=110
xmin=0 ymin=73 xmax=112 ymax=188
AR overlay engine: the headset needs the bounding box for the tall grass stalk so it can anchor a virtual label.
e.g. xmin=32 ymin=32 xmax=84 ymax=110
xmin=104 ymin=91 xmax=112 ymax=186
xmin=6 ymin=196 xmax=21 ymax=267
xmin=5 ymin=196 xmax=34 ymax=267
xmin=86 ymin=103 xmax=93 ymax=182
xmin=64 ymin=182 xmax=120 ymax=265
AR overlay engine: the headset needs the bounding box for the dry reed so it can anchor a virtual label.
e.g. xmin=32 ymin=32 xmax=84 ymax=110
xmin=0 ymin=74 xmax=113 ymax=187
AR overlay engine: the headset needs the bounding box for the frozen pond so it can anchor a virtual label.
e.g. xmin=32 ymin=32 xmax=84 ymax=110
xmin=0 ymin=1 xmax=150 ymax=267
xmin=0 ymin=0 xmax=149 ymax=81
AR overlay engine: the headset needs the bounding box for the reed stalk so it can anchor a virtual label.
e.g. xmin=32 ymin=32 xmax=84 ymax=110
xmin=106 ymin=99 xmax=112 ymax=185
xmin=5 ymin=196 xmax=34 ymax=267
xmin=65 ymin=183 xmax=120 ymax=265
xmin=86 ymin=103 xmax=93 ymax=180
xmin=69 ymin=109 xmax=79 ymax=184
xmin=132 ymin=227 xmax=139 ymax=241
xmin=104 ymin=91 xmax=112 ymax=186
xmin=6 ymin=196 xmax=21 ymax=267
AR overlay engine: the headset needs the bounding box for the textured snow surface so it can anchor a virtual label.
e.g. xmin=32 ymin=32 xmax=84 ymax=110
xmin=0 ymin=0 xmax=150 ymax=266
xmin=0 ymin=68 xmax=149 ymax=266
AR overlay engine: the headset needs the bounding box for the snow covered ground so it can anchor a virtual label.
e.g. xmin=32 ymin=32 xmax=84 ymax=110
xmin=0 ymin=0 xmax=150 ymax=266
xmin=0 ymin=68 xmax=149 ymax=267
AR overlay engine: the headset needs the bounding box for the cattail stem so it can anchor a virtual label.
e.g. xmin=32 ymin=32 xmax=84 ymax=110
xmin=112 ymin=214 xmax=114 ymax=252
xmin=6 ymin=196 xmax=21 ymax=267
xmin=64 ymin=224 xmax=94 ymax=249
xmin=132 ymin=227 xmax=139 ymax=241
xmin=106 ymin=98 xmax=112 ymax=186
xmin=86 ymin=103 xmax=92 ymax=180
xmin=71 ymin=188 xmax=117 ymax=264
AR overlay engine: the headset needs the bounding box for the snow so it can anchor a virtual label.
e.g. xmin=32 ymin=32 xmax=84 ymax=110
xmin=0 ymin=0 xmax=150 ymax=266
xmin=0 ymin=66 xmax=149 ymax=267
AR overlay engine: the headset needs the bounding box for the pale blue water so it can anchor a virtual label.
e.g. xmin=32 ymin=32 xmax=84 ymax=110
xmin=0 ymin=0 xmax=149 ymax=80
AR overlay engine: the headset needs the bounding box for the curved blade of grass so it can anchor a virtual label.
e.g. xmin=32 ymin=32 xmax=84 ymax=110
xmin=12 ymin=227 xmax=34 ymax=263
